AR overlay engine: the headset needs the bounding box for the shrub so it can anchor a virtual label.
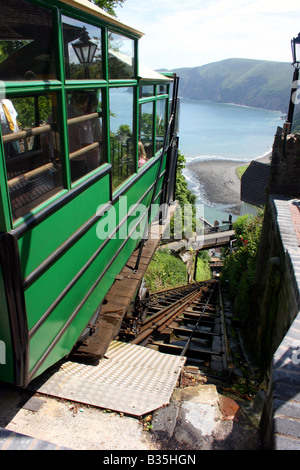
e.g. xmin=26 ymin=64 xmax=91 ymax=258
xmin=221 ymin=210 xmax=264 ymax=324
xmin=195 ymin=250 xmax=212 ymax=282
xmin=144 ymin=249 xmax=188 ymax=293
xmin=170 ymin=151 xmax=197 ymax=238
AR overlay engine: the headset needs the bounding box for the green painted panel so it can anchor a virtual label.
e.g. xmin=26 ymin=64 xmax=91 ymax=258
xmin=25 ymin=223 xmax=113 ymax=330
xmin=28 ymin=244 xmax=135 ymax=379
xmin=18 ymin=172 xmax=110 ymax=279
xmin=29 ymin=233 xmax=139 ymax=377
xmin=24 ymin=173 xmax=159 ymax=329
xmin=24 ymin=153 xmax=168 ymax=377
xmin=27 ymin=205 xmax=151 ymax=374
xmin=113 ymin=160 xmax=165 ymax=215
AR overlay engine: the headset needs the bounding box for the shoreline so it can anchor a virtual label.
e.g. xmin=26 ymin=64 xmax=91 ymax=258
xmin=180 ymin=97 xmax=284 ymax=115
xmin=185 ymin=153 xmax=271 ymax=213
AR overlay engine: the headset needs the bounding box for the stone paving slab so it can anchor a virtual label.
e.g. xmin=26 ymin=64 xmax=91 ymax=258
xmin=152 ymin=384 xmax=261 ymax=450
xmin=0 ymin=428 xmax=70 ymax=450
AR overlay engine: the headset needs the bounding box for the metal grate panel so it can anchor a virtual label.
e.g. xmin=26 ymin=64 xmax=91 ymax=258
xmin=28 ymin=341 xmax=186 ymax=416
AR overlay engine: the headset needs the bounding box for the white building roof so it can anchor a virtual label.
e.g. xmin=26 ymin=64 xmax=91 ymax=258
xmin=59 ymin=0 xmax=144 ymax=38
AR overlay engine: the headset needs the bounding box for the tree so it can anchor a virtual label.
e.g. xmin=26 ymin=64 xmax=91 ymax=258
xmin=88 ymin=0 xmax=125 ymax=16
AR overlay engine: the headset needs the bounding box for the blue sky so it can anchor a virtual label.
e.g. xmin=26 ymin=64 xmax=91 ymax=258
xmin=115 ymin=0 xmax=300 ymax=70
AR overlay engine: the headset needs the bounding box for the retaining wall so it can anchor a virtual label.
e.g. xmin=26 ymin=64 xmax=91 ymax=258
xmin=244 ymin=129 xmax=300 ymax=449
xmin=257 ymin=196 xmax=300 ymax=449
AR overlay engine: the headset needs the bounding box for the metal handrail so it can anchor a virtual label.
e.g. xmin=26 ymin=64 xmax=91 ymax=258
xmin=2 ymin=124 xmax=51 ymax=144
xmin=5 ymin=111 xmax=102 ymax=187
xmin=2 ymin=111 xmax=101 ymax=144
xmin=8 ymin=162 xmax=55 ymax=188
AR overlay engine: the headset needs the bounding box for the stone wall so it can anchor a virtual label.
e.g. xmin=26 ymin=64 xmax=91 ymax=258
xmin=247 ymin=128 xmax=300 ymax=448
xmin=249 ymin=196 xmax=300 ymax=449
xmin=246 ymin=198 xmax=300 ymax=370
xmin=269 ymin=128 xmax=300 ymax=197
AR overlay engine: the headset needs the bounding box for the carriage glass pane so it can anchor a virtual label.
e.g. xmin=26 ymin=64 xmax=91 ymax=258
xmin=62 ymin=16 xmax=102 ymax=80
xmin=138 ymin=102 xmax=153 ymax=169
xmin=0 ymin=0 xmax=56 ymax=81
xmin=157 ymin=85 xmax=168 ymax=95
xmin=156 ymin=99 xmax=167 ymax=153
xmin=108 ymin=33 xmax=134 ymax=79
xmin=139 ymin=86 xmax=154 ymax=99
xmin=0 ymin=93 xmax=63 ymax=221
xmin=109 ymin=87 xmax=135 ymax=190
xmin=66 ymin=90 xmax=105 ymax=183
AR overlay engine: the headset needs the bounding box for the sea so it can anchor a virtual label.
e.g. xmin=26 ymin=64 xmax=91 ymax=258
xmin=109 ymin=89 xmax=283 ymax=225
xmin=178 ymin=98 xmax=283 ymax=225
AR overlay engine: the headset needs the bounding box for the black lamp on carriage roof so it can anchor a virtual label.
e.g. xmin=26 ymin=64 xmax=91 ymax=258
xmin=283 ymin=32 xmax=300 ymax=135
xmin=72 ymin=27 xmax=97 ymax=78
xmin=291 ymin=32 xmax=300 ymax=68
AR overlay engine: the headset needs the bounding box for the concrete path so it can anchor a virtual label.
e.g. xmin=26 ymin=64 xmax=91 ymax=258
xmin=0 ymin=370 xmax=263 ymax=451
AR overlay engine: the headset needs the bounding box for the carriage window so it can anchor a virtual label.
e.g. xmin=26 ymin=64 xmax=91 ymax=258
xmin=67 ymin=90 xmax=105 ymax=183
xmin=158 ymin=85 xmax=168 ymax=95
xmin=0 ymin=0 xmax=56 ymax=81
xmin=108 ymin=33 xmax=134 ymax=79
xmin=62 ymin=16 xmax=102 ymax=80
xmin=156 ymin=99 xmax=167 ymax=153
xmin=139 ymin=86 xmax=154 ymax=99
xmin=0 ymin=93 xmax=63 ymax=220
xmin=138 ymin=102 xmax=154 ymax=169
xmin=110 ymin=87 xmax=135 ymax=190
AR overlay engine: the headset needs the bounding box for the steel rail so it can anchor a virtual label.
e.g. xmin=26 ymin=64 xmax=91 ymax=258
xmin=142 ymin=285 xmax=210 ymax=328
xmin=131 ymin=282 xmax=214 ymax=345
xmin=148 ymin=280 xmax=209 ymax=298
xmin=219 ymin=283 xmax=232 ymax=371
xmin=128 ymin=279 xmax=231 ymax=376
xmin=146 ymin=285 xmax=205 ymax=312
xmin=180 ymin=281 xmax=217 ymax=357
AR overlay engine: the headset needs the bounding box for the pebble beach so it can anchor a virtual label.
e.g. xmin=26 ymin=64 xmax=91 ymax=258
xmin=186 ymin=153 xmax=272 ymax=214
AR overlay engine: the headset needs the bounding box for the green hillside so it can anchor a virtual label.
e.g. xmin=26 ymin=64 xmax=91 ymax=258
xmin=168 ymin=58 xmax=294 ymax=113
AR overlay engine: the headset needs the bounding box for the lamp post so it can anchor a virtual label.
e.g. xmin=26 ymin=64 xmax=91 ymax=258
xmin=291 ymin=33 xmax=300 ymax=68
xmin=284 ymin=33 xmax=300 ymax=134
xmin=72 ymin=27 xmax=97 ymax=79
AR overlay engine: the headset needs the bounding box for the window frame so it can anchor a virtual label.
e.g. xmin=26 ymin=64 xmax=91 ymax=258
xmin=0 ymin=0 xmax=141 ymax=229
xmin=0 ymin=0 xmax=173 ymax=230
xmin=61 ymin=14 xmax=104 ymax=82
xmin=138 ymin=82 xmax=170 ymax=161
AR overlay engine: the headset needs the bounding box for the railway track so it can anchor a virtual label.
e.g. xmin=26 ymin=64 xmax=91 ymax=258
xmin=121 ymin=280 xmax=232 ymax=375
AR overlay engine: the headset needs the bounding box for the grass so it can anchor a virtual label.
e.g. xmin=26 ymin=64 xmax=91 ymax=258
xmin=145 ymin=248 xmax=213 ymax=293
xmin=236 ymin=164 xmax=248 ymax=180
xmin=195 ymin=257 xmax=212 ymax=282
xmin=144 ymin=249 xmax=188 ymax=293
